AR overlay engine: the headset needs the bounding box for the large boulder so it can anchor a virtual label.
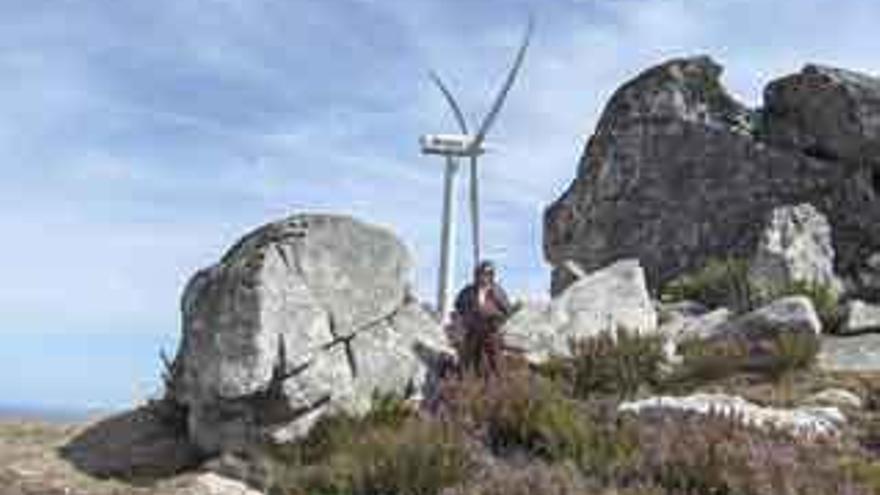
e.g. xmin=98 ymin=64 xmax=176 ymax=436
xmin=544 ymin=56 xmax=880 ymax=300
xmin=170 ymin=214 xmax=450 ymax=455
xmin=748 ymin=203 xmax=843 ymax=295
xmin=502 ymin=259 xmax=657 ymax=362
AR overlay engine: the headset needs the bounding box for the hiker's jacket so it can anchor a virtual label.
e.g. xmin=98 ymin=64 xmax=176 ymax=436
xmin=453 ymin=283 xmax=513 ymax=328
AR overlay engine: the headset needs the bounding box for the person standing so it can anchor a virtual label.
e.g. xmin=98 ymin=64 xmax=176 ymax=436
xmin=453 ymin=260 xmax=513 ymax=378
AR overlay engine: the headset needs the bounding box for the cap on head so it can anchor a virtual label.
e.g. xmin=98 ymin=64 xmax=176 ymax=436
xmin=475 ymin=260 xmax=496 ymax=278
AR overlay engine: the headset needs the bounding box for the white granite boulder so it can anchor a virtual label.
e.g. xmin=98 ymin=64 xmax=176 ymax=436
xmin=170 ymin=214 xmax=451 ymax=455
xmin=748 ymin=203 xmax=844 ymax=296
xmin=503 ymin=259 xmax=658 ymax=362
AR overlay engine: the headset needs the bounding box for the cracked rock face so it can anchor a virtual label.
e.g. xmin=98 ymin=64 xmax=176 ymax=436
xmin=544 ymin=56 xmax=880 ymax=300
xmin=170 ymin=214 xmax=450 ymax=455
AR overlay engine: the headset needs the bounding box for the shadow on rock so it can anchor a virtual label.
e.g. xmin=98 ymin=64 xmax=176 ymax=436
xmin=58 ymin=400 xmax=204 ymax=483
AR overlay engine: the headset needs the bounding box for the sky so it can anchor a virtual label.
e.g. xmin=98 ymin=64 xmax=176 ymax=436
xmin=3 ymin=0 xmax=880 ymax=412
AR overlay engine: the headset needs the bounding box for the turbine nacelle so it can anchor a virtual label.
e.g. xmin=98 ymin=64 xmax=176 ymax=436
xmin=420 ymin=134 xmax=486 ymax=157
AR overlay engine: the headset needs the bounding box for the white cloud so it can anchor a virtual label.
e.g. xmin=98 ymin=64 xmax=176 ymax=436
xmin=5 ymin=0 xmax=880 ymax=339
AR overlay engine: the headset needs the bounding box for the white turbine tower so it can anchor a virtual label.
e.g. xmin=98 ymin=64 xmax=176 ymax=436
xmin=420 ymin=18 xmax=533 ymax=322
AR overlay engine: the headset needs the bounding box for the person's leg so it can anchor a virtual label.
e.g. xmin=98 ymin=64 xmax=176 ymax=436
xmin=463 ymin=326 xmax=480 ymax=376
xmin=486 ymin=333 xmax=501 ymax=379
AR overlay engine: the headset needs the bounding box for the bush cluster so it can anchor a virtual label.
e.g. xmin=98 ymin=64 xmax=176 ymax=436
xmin=262 ymin=332 xmax=877 ymax=495
xmin=267 ymin=393 xmax=471 ymax=495
xmin=438 ymin=370 xmax=593 ymax=462
xmin=661 ymin=257 xmax=757 ymax=312
xmin=537 ymin=327 xmax=667 ymax=400
xmin=660 ymin=257 xmax=841 ymax=330
xmin=624 ymin=412 xmax=875 ymax=495
xmin=668 ymin=330 xmax=820 ymax=392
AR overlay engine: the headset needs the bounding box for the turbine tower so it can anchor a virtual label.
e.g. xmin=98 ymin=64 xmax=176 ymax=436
xmin=420 ymin=17 xmax=533 ymax=322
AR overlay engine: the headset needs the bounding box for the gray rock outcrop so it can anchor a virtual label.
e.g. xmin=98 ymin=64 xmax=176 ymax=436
xmin=762 ymin=64 xmax=880 ymax=167
xmin=502 ymin=259 xmax=657 ymax=362
xmin=748 ymin=203 xmax=843 ymax=295
xmin=169 ymin=214 xmax=450 ymax=455
xmin=840 ymin=299 xmax=880 ymax=335
xmin=619 ymin=393 xmax=845 ymax=438
xmin=544 ymin=56 xmax=880 ymax=301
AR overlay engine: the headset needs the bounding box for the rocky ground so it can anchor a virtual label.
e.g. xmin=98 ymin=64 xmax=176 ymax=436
xmin=0 ymin=417 xmax=258 ymax=495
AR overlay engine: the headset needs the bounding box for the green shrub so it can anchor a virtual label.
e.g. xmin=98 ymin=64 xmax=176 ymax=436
xmin=439 ymin=370 xmax=592 ymax=462
xmin=624 ymin=413 xmax=875 ymax=495
xmin=267 ymin=391 xmax=470 ymax=495
xmin=761 ymin=330 xmax=821 ymax=379
xmin=662 ymin=257 xmax=842 ymax=331
xmin=661 ymin=257 xmax=758 ymax=313
xmin=270 ymin=391 xmax=414 ymax=466
xmin=666 ymin=330 xmax=820 ymax=391
xmin=442 ymin=462 xmax=586 ymax=495
xmin=841 ymin=458 xmax=880 ymax=495
xmin=269 ymin=418 xmax=471 ymax=495
xmin=538 ymin=328 xmax=667 ymax=400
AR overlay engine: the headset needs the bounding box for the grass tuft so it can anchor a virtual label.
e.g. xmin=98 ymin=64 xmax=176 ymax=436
xmin=538 ymin=327 xmax=667 ymax=400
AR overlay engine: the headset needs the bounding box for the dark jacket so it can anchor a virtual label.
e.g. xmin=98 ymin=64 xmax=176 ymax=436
xmin=454 ymin=283 xmax=513 ymax=322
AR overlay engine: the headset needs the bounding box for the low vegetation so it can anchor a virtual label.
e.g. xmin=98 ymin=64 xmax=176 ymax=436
xmin=660 ymin=257 xmax=757 ymax=312
xmin=267 ymin=393 xmax=472 ymax=495
xmin=537 ymin=327 xmax=667 ymax=400
xmin=660 ymin=257 xmax=841 ymax=330
xmin=259 ymin=329 xmax=879 ymax=495
xmin=763 ymin=278 xmax=842 ymax=332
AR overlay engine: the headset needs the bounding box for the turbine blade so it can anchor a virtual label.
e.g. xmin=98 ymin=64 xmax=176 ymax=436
xmin=428 ymin=70 xmax=469 ymax=134
xmin=470 ymin=155 xmax=481 ymax=268
xmin=470 ymin=15 xmax=534 ymax=152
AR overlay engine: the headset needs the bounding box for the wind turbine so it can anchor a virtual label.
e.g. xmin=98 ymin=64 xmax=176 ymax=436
xmin=420 ymin=17 xmax=533 ymax=322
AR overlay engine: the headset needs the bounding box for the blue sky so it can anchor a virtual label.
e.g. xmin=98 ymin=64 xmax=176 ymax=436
xmin=4 ymin=0 xmax=880 ymax=412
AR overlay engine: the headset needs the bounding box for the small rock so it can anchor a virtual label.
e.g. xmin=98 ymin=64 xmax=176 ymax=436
xmin=190 ymin=472 xmax=264 ymax=495
xmin=801 ymin=388 xmax=864 ymax=409
xmin=840 ymin=299 xmax=880 ymax=335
